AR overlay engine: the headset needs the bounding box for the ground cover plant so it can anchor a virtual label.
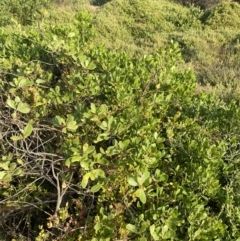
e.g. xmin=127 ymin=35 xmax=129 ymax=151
xmin=1 ymin=0 xmax=240 ymax=240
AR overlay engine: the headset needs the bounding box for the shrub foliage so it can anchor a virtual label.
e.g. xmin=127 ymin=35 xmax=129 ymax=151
xmin=1 ymin=4 xmax=240 ymax=241
xmin=0 ymin=0 xmax=49 ymax=26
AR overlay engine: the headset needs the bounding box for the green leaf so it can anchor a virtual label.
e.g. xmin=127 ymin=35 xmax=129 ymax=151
xmin=91 ymin=103 xmax=96 ymax=113
xmin=66 ymin=155 xmax=82 ymax=163
xmin=84 ymin=146 xmax=95 ymax=155
xmin=65 ymin=159 xmax=71 ymax=168
xmin=0 ymin=171 xmax=7 ymax=180
xmin=139 ymin=189 xmax=147 ymax=204
xmin=107 ymin=116 xmax=114 ymax=130
xmin=150 ymin=224 xmax=160 ymax=240
xmin=11 ymin=111 xmax=17 ymax=119
xmin=135 ymin=188 xmax=147 ymax=204
xmin=82 ymin=173 xmax=90 ymax=188
xmin=36 ymin=79 xmax=46 ymax=84
xmin=22 ymin=122 xmax=33 ymax=138
xmin=98 ymin=104 xmax=107 ymax=114
xmin=97 ymin=121 xmax=108 ymax=130
xmin=18 ymin=77 xmax=32 ymax=88
xmin=15 ymin=96 xmax=21 ymax=103
xmin=94 ymin=223 xmax=101 ymax=233
xmin=6 ymin=98 xmax=16 ymax=109
xmin=159 ymin=173 xmax=168 ymax=182
xmin=4 ymin=173 xmax=12 ymax=182
xmin=127 ymin=177 xmax=138 ymax=186
xmin=140 ymin=221 xmax=148 ymax=232
xmin=79 ymin=54 xmax=87 ymax=64
xmin=91 ymin=184 xmax=102 ymax=193
xmin=87 ymin=62 xmax=96 ymax=70
xmin=52 ymin=115 xmax=65 ymax=127
xmin=138 ymin=170 xmax=150 ymax=186
xmin=123 ymin=139 xmax=130 ymax=148
xmin=90 ymin=169 xmax=105 ymax=180
xmin=17 ymin=102 xmax=30 ymax=113
xmin=0 ymin=162 xmax=9 ymax=171
xmin=162 ymin=225 xmax=169 ymax=236
xmin=13 ymin=168 xmax=23 ymax=176
xmin=10 ymin=135 xmax=23 ymax=141
xmin=66 ymin=120 xmax=78 ymax=131
xmin=126 ymin=224 xmax=137 ymax=233
xmin=4 ymin=153 xmax=13 ymax=161
xmin=80 ymin=161 xmax=90 ymax=170
xmin=17 ymin=158 xmax=24 ymax=166
xmin=66 ymin=115 xmax=78 ymax=131
xmin=10 ymin=163 xmax=17 ymax=170
xmin=94 ymin=131 xmax=110 ymax=142
xmin=65 ymin=155 xmax=82 ymax=167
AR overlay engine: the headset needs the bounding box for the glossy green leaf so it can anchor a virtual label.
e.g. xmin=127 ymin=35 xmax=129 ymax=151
xmin=127 ymin=177 xmax=138 ymax=186
xmin=22 ymin=122 xmax=33 ymax=138
xmin=90 ymin=169 xmax=105 ymax=180
xmin=0 ymin=162 xmax=9 ymax=171
xmin=65 ymin=155 xmax=82 ymax=166
xmin=36 ymin=79 xmax=46 ymax=84
xmin=140 ymin=221 xmax=148 ymax=233
xmin=3 ymin=173 xmax=12 ymax=182
xmin=94 ymin=222 xmax=101 ymax=233
xmin=82 ymin=173 xmax=90 ymax=188
xmin=15 ymin=96 xmax=21 ymax=103
xmin=91 ymin=103 xmax=96 ymax=113
xmin=6 ymin=98 xmax=16 ymax=109
xmin=126 ymin=224 xmax=137 ymax=233
xmin=13 ymin=168 xmax=23 ymax=176
xmin=162 ymin=224 xmax=169 ymax=236
xmin=80 ymin=161 xmax=90 ymax=170
xmin=150 ymin=224 xmax=160 ymax=240
xmin=85 ymin=146 xmax=95 ymax=155
xmin=66 ymin=120 xmax=78 ymax=132
xmin=17 ymin=102 xmax=30 ymax=113
xmin=18 ymin=77 xmax=33 ymax=88
xmin=97 ymin=121 xmax=108 ymax=130
xmin=11 ymin=111 xmax=17 ymax=119
xmin=52 ymin=115 xmax=65 ymax=127
xmin=10 ymin=135 xmax=23 ymax=141
xmin=91 ymin=184 xmax=102 ymax=193
xmin=138 ymin=170 xmax=150 ymax=186
xmin=17 ymin=159 xmax=24 ymax=166
xmin=79 ymin=54 xmax=87 ymax=64
xmin=65 ymin=159 xmax=71 ymax=168
xmin=10 ymin=163 xmax=17 ymax=170
xmin=107 ymin=116 xmax=114 ymax=129
xmin=87 ymin=62 xmax=96 ymax=70
xmin=135 ymin=188 xmax=146 ymax=204
xmin=0 ymin=171 xmax=7 ymax=180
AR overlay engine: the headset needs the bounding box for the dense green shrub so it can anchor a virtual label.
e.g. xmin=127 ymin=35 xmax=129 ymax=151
xmin=202 ymin=2 xmax=240 ymax=29
xmin=0 ymin=0 xmax=49 ymax=26
xmin=93 ymin=0 xmax=203 ymax=54
xmin=1 ymin=10 xmax=240 ymax=240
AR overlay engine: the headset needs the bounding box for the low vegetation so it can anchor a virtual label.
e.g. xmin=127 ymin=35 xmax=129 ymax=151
xmin=1 ymin=0 xmax=240 ymax=240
